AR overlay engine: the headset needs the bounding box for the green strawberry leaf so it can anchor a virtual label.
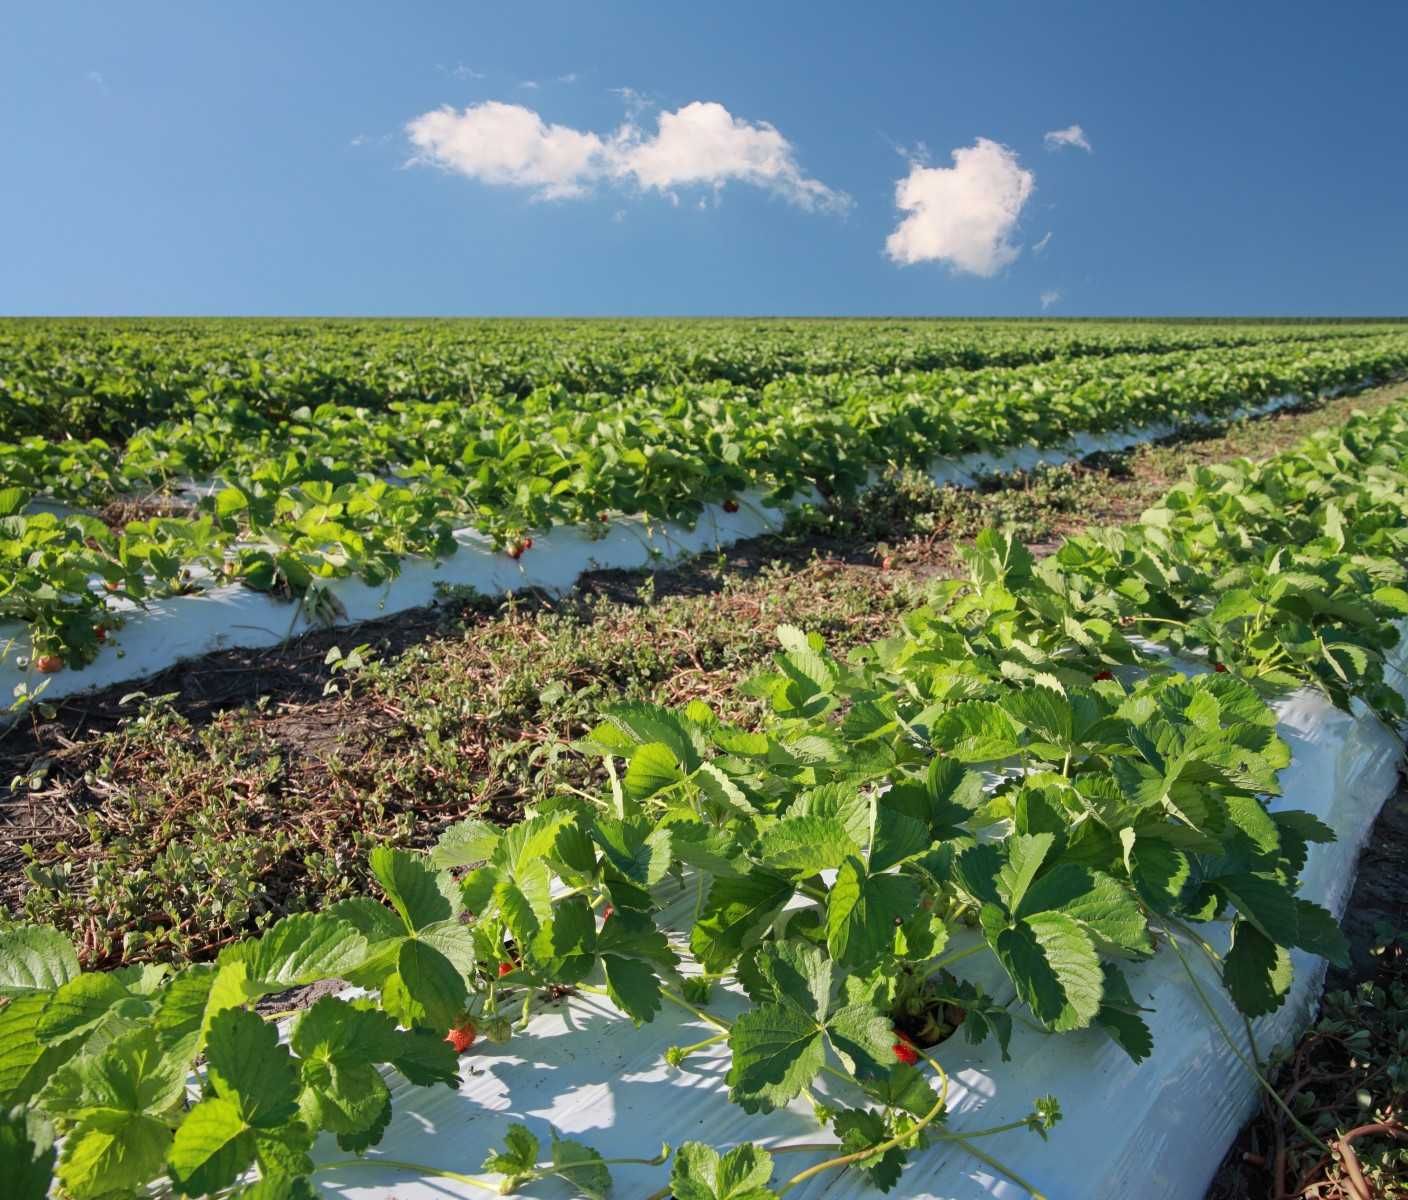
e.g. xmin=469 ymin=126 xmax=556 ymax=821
xmin=0 ymin=1105 xmax=55 ymax=1200
xmin=368 ymin=847 xmax=457 ymax=932
xmin=483 ymin=1122 xmax=540 ymax=1178
xmin=0 ymin=926 xmax=80 ymax=997
xmin=691 ymin=871 xmax=794 ymax=973
xmin=670 ymin=1140 xmax=776 ymax=1200
xmin=1223 ymin=918 xmax=1293 ymax=1017
xmin=992 ymin=911 xmax=1103 ymax=1032
xmin=826 ymin=856 xmax=920 ymax=970
xmin=548 ymin=1130 xmax=613 ymax=1200
xmin=167 ymin=1096 xmax=256 ymax=1197
xmin=245 ymin=912 xmax=370 ymax=991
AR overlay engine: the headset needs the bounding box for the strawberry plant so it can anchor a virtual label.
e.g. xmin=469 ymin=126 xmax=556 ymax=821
xmin=4 ymin=332 xmax=1406 ymax=677
xmin=2 ymin=332 xmax=1408 ymax=1196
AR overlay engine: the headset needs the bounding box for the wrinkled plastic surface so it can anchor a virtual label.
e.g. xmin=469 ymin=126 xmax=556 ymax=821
xmin=309 ymin=639 xmax=1408 ymax=1199
xmin=0 ymin=394 xmax=1301 ymax=709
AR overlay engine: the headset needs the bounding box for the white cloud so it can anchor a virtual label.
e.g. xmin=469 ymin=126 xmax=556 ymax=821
xmin=405 ymin=99 xmax=849 ymax=212
xmin=1040 ymin=289 xmax=1062 ymax=310
xmin=884 ymin=138 xmax=1035 ymax=276
xmin=406 ymin=102 xmax=607 ymax=199
xmin=1033 ymin=230 xmax=1053 ymax=255
xmin=86 ymin=70 xmax=108 ymax=91
xmin=610 ymin=101 xmax=849 ymax=211
xmin=1044 ymin=124 xmax=1091 ymax=153
xmin=558 ymin=73 xmax=579 ymax=85
xmin=518 ymin=80 xmax=540 ymax=90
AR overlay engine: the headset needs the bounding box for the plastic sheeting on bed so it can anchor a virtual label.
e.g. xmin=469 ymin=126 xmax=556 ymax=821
xmin=308 ymin=638 xmax=1408 ymax=1200
xmin=1 ymin=392 xmax=1311 ymax=711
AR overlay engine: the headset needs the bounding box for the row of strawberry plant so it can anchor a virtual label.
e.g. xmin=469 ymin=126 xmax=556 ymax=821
xmin=4 ymin=336 xmax=1405 ymax=674
xmin=4 ymin=396 xmax=1407 ymax=1197
xmin=7 ymin=335 xmax=1401 ymax=511
xmin=1 ymin=318 xmax=1390 ymax=441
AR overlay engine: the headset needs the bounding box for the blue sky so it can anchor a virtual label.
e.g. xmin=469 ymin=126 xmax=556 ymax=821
xmin=3 ymin=2 xmax=1405 ymax=317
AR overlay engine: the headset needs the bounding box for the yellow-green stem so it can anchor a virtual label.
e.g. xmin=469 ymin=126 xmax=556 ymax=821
xmin=774 ymin=1052 xmax=951 ymax=1195
xmin=314 ymin=1157 xmax=498 ymax=1193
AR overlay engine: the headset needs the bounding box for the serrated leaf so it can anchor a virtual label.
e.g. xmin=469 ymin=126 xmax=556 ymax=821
xmin=1125 ymin=835 xmax=1192 ymax=914
xmin=549 ymin=1131 xmax=612 ymax=1200
xmin=483 ymin=1122 xmax=539 ymax=1177
xmin=670 ymin=1140 xmax=776 ymax=1200
xmin=754 ymin=941 xmax=831 ymax=1021
xmin=429 ymin=819 xmax=501 ymax=869
xmin=245 ymin=912 xmax=368 ymax=991
xmin=758 ymin=815 xmax=858 ymax=875
xmin=0 ymin=1105 xmax=55 ymax=1200
xmin=1094 ymin=964 xmax=1154 ymax=1062
xmin=1018 ymin=865 xmax=1150 ymax=956
xmin=0 ymin=991 xmax=78 ymax=1104
xmin=591 ymin=818 xmax=673 ymax=887
xmin=695 ymin=762 xmax=754 ymax=815
xmin=60 ymin=1112 xmax=173 ymax=1200
xmin=833 ymin=1107 xmax=905 ymax=1192
xmin=529 ymin=896 xmax=598 ymax=984
xmin=624 ymin=741 xmax=685 ymax=801
xmin=368 ymin=847 xmax=455 ymax=932
xmin=1292 ymin=900 xmax=1349 ymax=968
xmin=34 ymin=972 xmax=137 ymax=1044
xmin=994 ymin=911 xmax=1103 ymax=1032
xmin=1223 ymin=919 xmax=1293 ymax=1017
xmin=726 ymin=1003 xmax=824 ymax=1113
xmin=929 ymin=702 xmax=1022 ymax=762
xmin=205 ymin=1008 xmax=300 ymax=1127
xmin=0 ymin=926 xmax=79 ymax=997
xmin=382 ymin=939 xmax=467 ymax=1032
xmin=1222 ymin=873 xmax=1300 ymax=946
xmin=167 ymin=1096 xmax=255 ymax=1197
xmin=826 ymin=857 xmax=919 ymax=970
xmin=863 ymin=1062 xmax=940 ymax=1118
xmin=690 ymin=871 xmax=794 ymax=973
xmin=823 ymin=1003 xmax=897 ymax=1081
xmin=997 ymin=832 xmax=1055 ymax=913
xmin=951 ymin=842 xmax=1004 ymax=908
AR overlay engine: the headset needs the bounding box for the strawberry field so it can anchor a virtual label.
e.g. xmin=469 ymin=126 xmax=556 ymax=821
xmin=3 ymin=319 xmax=1408 ymax=1199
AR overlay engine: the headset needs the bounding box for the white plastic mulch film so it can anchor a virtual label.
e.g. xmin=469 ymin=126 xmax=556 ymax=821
xmin=0 ymin=394 xmax=1306 ymax=710
xmin=309 ymin=642 xmax=1408 ymax=1200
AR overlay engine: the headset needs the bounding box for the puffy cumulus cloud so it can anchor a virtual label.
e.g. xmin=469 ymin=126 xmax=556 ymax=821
xmin=885 ymin=139 xmax=1035 ymax=276
xmin=404 ymin=99 xmax=848 ymax=211
xmin=610 ymin=101 xmax=849 ymax=212
xmin=406 ymin=102 xmax=606 ymax=200
xmin=1040 ymin=289 xmax=1062 ymax=310
xmin=1044 ymin=124 xmax=1091 ymax=153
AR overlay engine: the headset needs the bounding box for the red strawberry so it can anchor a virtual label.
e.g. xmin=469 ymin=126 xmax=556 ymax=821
xmin=95 ymin=626 xmax=107 ymax=643
xmin=601 ymin=905 xmax=614 ymax=921
xmin=892 ymin=1038 xmax=920 ymax=1066
xmin=1094 ymin=670 xmax=1114 ymax=681
xmin=444 ymin=1022 xmax=477 ymax=1053
xmin=34 ymin=654 xmax=64 ymax=674
xmin=522 ymin=537 xmax=533 ymax=551
xmin=1214 ymin=663 xmax=1227 ymax=673
xmin=506 ymin=541 xmax=525 ymax=560
xmin=723 ymin=498 xmax=740 ymax=514
xmin=498 ymin=962 xmax=513 ymax=977
xmin=103 ymin=581 xmax=122 ymax=593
